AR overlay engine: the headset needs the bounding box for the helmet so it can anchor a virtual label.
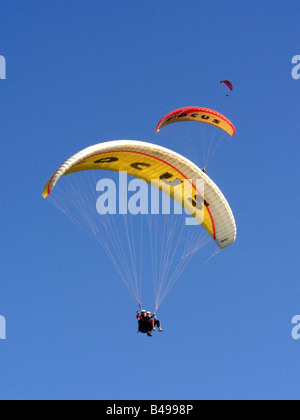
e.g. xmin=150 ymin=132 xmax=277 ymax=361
xmin=146 ymin=311 xmax=151 ymax=316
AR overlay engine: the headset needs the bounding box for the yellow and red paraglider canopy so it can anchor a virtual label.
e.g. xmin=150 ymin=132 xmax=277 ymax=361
xmin=156 ymin=107 xmax=235 ymax=137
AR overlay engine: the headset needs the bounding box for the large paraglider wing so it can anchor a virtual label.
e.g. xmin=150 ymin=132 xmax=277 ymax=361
xmin=43 ymin=140 xmax=236 ymax=249
xmin=156 ymin=107 xmax=235 ymax=137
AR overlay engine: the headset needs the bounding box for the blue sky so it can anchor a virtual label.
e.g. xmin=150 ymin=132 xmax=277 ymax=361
xmin=0 ymin=0 xmax=300 ymax=400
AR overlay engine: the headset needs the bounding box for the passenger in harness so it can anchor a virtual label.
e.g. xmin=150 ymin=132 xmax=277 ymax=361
xmin=136 ymin=310 xmax=163 ymax=337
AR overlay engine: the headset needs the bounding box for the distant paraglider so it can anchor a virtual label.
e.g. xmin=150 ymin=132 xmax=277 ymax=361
xmin=156 ymin=106 xmax=236 ymax=170
xmin=220 ymin=80 xmax=233 ymax=96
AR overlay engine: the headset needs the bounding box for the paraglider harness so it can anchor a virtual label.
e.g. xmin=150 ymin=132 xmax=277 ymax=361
xmin=136 ymin=310 xmax=155 ymax=334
